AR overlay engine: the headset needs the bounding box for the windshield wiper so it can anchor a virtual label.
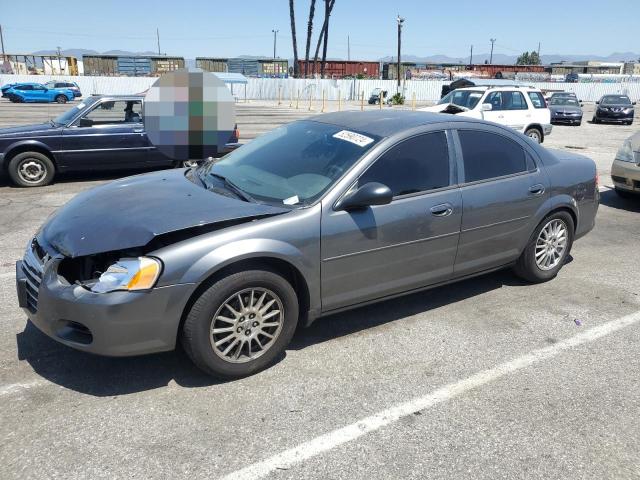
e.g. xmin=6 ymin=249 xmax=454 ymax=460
xmin=208 ymin=173 xmax=255 ymax=203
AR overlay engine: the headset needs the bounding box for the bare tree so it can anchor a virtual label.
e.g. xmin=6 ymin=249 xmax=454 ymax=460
xmin=289 ymin=0 xmax=299 ymax=77
xmin=312 ymin=0 xmax=335 ymax=77
xmin=304 ymin=0 xmax=316 ymax=78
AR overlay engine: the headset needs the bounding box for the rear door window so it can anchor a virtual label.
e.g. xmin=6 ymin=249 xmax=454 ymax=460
xmin=359 ymin=131 xmax=450 ymax=196
xmin=504 ymin=91 xmax=528 ymax=110
xmin=527 ymin=92 xmax=546 ymax=108
xmin=458 ymin=130 xmax=527 ymax=183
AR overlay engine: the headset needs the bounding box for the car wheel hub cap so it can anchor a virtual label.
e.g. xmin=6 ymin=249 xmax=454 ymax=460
xmin=18 ymin=160 xmax=45 ymax=183
xmin=535 ymin=219 xmax=568 ymax=271
xmin=210 ymin=287 xmax=284 ymax=364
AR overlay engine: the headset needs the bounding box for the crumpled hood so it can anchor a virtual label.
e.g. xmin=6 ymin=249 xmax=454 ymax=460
xmin=0 ymin=123 xmax=59 ymax=138
xmin=420 ymin=103 xmax=470 ymax=114
xmin=41 ymin=169 xmax=290 ymax=257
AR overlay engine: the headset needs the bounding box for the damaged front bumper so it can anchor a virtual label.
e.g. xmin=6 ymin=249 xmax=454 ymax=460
xmin=16 ymin=242 xmax=196 ymax=357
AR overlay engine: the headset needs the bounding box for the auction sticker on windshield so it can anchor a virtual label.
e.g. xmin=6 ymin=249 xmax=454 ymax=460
xmin=333 ymin=130 xmax=374 ymax=147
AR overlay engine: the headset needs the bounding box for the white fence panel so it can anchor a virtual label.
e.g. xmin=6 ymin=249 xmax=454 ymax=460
xmin=3 ymin=74 xmax=640 ymax=103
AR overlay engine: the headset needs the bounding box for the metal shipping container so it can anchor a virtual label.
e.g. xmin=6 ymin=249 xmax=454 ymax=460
xmin=196 ymin=58 xmax=229 ymax=73
xmin=151 ymin=57 xmax=185 ymax=74
xmin=297 ymin=60 xmax=380 ymax=78
xmin=257 ymin=60 xmax=288 ymax=78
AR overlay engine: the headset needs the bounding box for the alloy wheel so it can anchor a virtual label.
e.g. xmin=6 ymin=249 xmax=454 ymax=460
xmin=210 ymin=287 xmax=284 ymax=363
xmin=535 ymin=219 xmax=568 ymax=271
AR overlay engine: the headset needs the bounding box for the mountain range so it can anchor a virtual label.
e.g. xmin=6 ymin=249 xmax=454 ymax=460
xmin=34 ymin=49 xmax=640 ymax=66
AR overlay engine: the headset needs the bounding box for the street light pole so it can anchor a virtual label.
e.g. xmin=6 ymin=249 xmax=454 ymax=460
xmin=489 ymin=38 xmax=496 ymax=64
xmin=397 ymin=15 xmax=404 ymax=90
xmin=272 ymin=29 xmax=279 ymax=59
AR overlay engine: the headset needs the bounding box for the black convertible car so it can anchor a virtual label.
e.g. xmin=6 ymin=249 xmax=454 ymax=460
xmin=0 ymin=95 xmax=239 ymax=187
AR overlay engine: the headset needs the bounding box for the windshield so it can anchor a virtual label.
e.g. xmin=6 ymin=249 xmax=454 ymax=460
xmin=52 ymin=96 xmax=99 ymax=125
xmin=550 ymin=97 xmax=580 ymax=106
xmin=601 ymin=95 xmax=631 ymax=106
xmin=198 ymin=120 xmax=380 ymax=206
xmin=438 ymin=90 xmax=484 ymax=109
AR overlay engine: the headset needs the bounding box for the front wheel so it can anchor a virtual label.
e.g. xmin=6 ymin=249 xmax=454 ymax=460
xmin=7 ymin=151 xmax=56 ymax=187
xmin=514 ymin=211 xmax=574 ymax=283
xmin=55 ymin=95 xmax=67 ymax=104
xmin=181 ymin=269 xmax=299 ymax=378
xmin=524 ymin=128 xmax=542 ymax=143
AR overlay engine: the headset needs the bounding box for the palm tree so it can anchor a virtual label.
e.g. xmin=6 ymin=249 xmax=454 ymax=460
xmin=312 ymin=0 xmax=335 ymax=77
xmin=304 ymin=0 xmax=316 ymax=78
xmin=289 ymin=0 xmax=299 ymax=77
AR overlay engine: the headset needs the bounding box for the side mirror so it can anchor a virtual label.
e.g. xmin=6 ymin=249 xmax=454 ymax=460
xmin=596 ymin=101 xmax=600 ymax=105
xmin=633 ymin=102 xmax=637 ymax=106
xmin=79 ymin=118 xmax=93 ymax=127
xmin=336 ymin=182 xmax=393 ymax=211
xmin=481 ymin=103 xmax=493 ymax=111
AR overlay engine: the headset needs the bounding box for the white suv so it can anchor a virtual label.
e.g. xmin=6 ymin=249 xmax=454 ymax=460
xmin=421 ymin=86 xmax=553 ymax=143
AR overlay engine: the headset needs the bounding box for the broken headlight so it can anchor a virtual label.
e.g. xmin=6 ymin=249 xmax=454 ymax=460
xmin=90 ymin=257 xmax=162 ymax=293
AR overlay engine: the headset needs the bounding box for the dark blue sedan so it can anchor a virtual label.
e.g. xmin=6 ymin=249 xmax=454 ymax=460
xmin=0 ymin=95 xmax=240 ymax=186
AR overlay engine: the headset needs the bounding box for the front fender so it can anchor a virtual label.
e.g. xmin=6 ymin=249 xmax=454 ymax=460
xmin=183 ymin=238 xmax=314 ymax=286
xmin=3 ymin=140 xmax=56 ymax=163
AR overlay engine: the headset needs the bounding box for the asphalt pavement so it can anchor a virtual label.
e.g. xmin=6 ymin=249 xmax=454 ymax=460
xmin=0 ymin=100 xmax=639 ymax=479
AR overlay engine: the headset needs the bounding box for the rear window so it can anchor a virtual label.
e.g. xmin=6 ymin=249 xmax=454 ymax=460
xmin=527 ymin=92 xmax=546 ymax=109
xmin=458 ymin=130 xmax=527 ymax=183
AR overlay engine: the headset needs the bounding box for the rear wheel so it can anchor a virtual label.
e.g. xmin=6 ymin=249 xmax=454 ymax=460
xmin=592 ymin=117 xmax=599 ymax=124
xmin=514 ymin=211 xmax=574 ymax=283
xmin=524 ymin=127 xmax=542 ymax=143
xmin=7 ymin=151 xmax=56 ymax=187
xmin=181 ymin=269 xmax=299 ymax=378
xmin=55 ymin=95 xmax=67 ymax=104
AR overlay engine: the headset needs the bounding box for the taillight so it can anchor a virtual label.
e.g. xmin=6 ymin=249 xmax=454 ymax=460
xmin=233 ymin=124 xmax=239 ymax=142
xmin=595 ymin=171 xmax=599 ymax=189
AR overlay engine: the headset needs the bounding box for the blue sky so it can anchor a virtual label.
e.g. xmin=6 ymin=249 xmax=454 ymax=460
xmin=1 ymin=0 xmax=638 ymax=59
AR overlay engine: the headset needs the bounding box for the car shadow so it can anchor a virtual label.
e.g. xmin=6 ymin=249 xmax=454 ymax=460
xmin=599 ymin=189 xmax=640 ymax=212
xmin=16 ymin=268 xmax=529 ymax=396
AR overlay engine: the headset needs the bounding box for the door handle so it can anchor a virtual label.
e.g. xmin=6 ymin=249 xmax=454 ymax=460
xmin=430 ymin=203 xmax=453 ymax=217
xmin=528 ymin=184 xmax=545 ymax=196
xmin=133 ymin=128 xmax=144 ymax=133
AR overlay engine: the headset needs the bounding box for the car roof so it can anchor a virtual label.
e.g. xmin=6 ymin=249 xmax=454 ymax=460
xmin=308 ymin=110 xmax=480 ymax=137
xmin=456 ymin=85 xmax=541 ymax=92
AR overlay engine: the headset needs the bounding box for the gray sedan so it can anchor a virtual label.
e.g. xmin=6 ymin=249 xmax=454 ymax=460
xmin=549 ymin=96 xmax=583 ymax=126
xmin=16 ymin=111 xmax=599 ymax=378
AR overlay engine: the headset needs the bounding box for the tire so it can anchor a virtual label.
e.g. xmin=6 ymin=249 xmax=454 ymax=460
xmin=7 ymin=151 xmax=56 ymax=187
xmin=576 ymin=121 xmax=582 ymax=126
xmin=55 ymin=95 xmax=67 ymax=104
xmin=513 ymin=211 xmax=574 ymax=283
xmin=181 ymin=269 xmax=299 ymax=378
xmin=592 ymin=117 xmax=599 ymax=124
xmin=524 ymin=127 xmax=542 ymax=143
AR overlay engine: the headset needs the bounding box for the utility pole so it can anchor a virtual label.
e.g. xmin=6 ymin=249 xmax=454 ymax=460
xmin=469 ymin=45 xmax=473 ymax=67
xmin=156 ymin=28 xmax=161 ymax=55
xmin=272 ymin=29 xmax=279 ymax=59
xmin=0 ymin=24 xmax=6 ymax=61
xmin=56 ymin=46 xmax=62 ymax=74
xmin=489 ymin=38 xmax=496 ymax=64
xmin=347 ymin=35 xmax=350 ymax=61
xmin=537 ymin=41 xmax=541 ymax=63
xmin=397 ymin=14 xmax=404 ymax=90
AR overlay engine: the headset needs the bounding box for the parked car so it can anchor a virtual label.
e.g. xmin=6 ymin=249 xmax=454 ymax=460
xmin=565 ymin=73 xmax=579 ymax=83
xmin=16 ymin=111 xmax=599 ymax=378
xmin=440 ymin=78 xmax=476 ymax=99
xmin=421 ymin=86 xmax=553 ymax=143
xmin=368 ymin=88 xmax=389 ymax=105
xmin=44 ymin=80 xmax=82 ymax=98
xmin=4 ymin=83 xmax=75 ymax=104
xmin=611 ymin=133 xmax=640 ymax=197
xmin=593 ymin=95 xmax=635 ymax=125
xmin=0 ymin=95 xmax=240 ymax=187
xmin=549 ymin=96 xmax=583 ymax=126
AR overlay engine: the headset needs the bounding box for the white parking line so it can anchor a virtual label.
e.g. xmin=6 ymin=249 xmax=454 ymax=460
xmin=219 ymin=309 xmax=640 ymax=480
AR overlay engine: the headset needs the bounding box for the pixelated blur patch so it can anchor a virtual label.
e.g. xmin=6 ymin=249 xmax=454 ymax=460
xmin=143 ymin=69 xmax=235 ymax=160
